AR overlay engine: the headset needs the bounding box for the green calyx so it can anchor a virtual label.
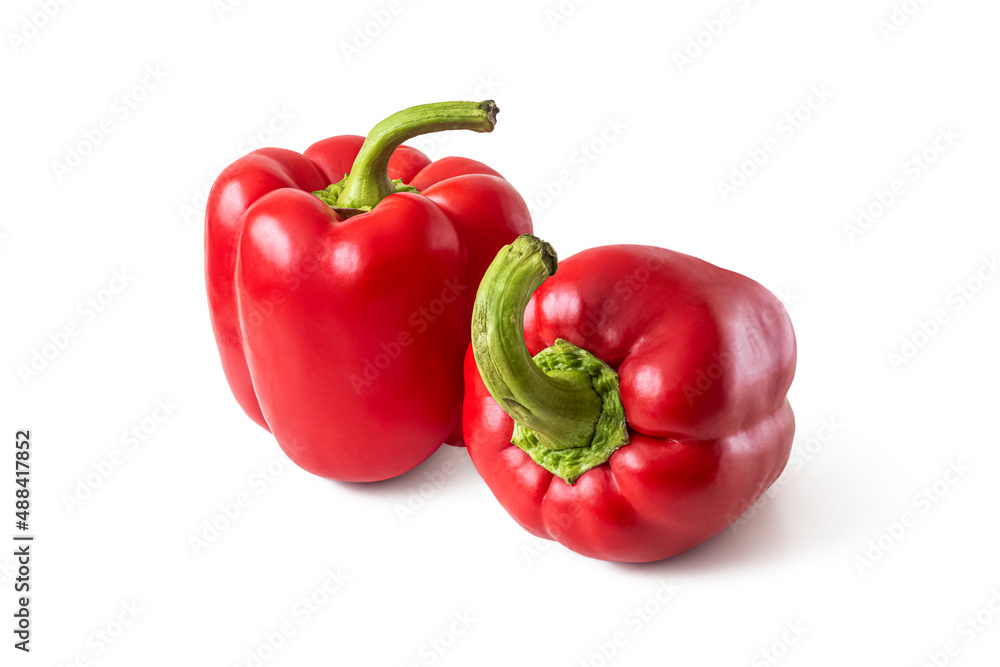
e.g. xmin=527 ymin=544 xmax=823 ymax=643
xmin=512 ymin=339 xmax=628 ymax=484
xmin=313 ymin=176 xmax=418 ymax=218
xmin=471 ymin=234 xmax=629 ymax=484
xmin=313 ymin=100 xmax=499 ymax=214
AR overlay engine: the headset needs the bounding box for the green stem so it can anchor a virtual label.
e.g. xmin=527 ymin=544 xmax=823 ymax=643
xmin=335 ymin=100 xmax=498 ymax=210
xmin=472 ymin=235 xmax=629 ymax=483
xmin=472 ymin=235 xmax=615 ymax=450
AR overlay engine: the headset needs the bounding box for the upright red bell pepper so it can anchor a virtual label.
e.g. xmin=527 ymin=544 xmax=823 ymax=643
xmin=463 ymin=235 xmax=796 ymax=562
xmin=205 ymin=101 xmax=531 ymax=481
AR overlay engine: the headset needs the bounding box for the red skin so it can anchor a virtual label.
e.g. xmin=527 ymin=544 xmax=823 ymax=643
xmin=205 ymin=137 xmax=531 ymax=480
xmin=462 ymin=245 xmax=796 ymax=562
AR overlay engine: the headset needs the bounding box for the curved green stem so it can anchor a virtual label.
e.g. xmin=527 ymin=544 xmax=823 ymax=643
xmin=472 ymin=236 xmax=630 ymax=483
xmin=335 ymin=100 xmax=498 ymax=210
xmin=472 ymin=236 xmax=601 ymax=450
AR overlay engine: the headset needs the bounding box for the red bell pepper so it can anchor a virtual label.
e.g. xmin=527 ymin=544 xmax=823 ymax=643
xmin=464 ymin=235 xmax=796 ymax=561
xmin=205 ymin=101 xmax=531 ymax=481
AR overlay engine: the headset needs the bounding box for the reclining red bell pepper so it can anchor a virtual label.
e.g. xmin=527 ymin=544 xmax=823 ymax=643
xmin=205 ymin=101 xmax=531 ymax=481
xmin=464 ymin=235 xmax=796 ymax=561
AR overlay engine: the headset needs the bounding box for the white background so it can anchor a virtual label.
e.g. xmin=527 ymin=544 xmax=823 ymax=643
xmin=2 ymin=0 xmax=999 ymax=665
